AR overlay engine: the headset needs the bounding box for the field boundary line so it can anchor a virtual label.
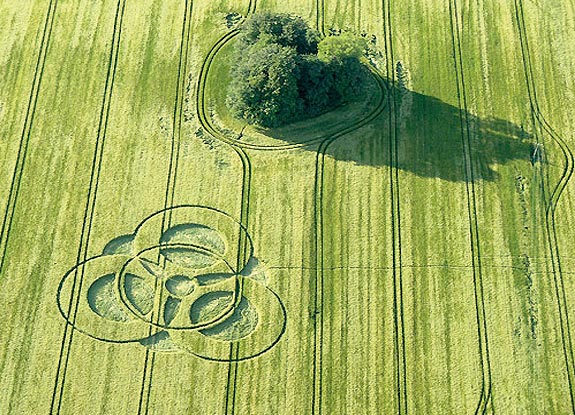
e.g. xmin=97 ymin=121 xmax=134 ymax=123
xmin=268 ymin=262 xmax=548 ymax=272
xmin=0 ymin=0 xmax=58 ymax=277
xmin=49 ymin=1 xmax=127 ymax=413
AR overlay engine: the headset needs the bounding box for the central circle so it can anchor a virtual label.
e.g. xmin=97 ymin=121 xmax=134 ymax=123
xmin=116 ymin=242 xmax=239 ymax=331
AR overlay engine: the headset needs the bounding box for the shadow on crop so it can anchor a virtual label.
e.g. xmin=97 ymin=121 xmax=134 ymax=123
xmin=270 ymin=84 xmax=534 ymax=182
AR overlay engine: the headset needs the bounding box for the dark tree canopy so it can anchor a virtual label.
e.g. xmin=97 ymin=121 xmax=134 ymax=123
xmin=237 ymin=12 xmax=319 ymax=54
xmin=318 ymin=32 xmax=367 ymax=62
xmin=226 ymin=43 xmax=302 ymax=127
xmin=227 ymin=13 xmax=370 ymax=128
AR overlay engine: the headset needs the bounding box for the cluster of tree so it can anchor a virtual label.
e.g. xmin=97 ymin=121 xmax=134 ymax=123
xmin=226 ymin=13 xmax=369 ymax=128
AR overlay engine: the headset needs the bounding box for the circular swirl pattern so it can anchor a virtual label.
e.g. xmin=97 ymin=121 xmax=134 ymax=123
xmin=56 ymin=205 xmax=286 ymax=361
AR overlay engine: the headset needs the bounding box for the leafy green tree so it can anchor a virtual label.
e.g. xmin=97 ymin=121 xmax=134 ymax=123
xmin=227 ymin=14 xmax=370 ymax=127
xmin=318 ymin=32 xmax=367 ymax=62
xmin=227 ymin=43 xmax=302 ymax=128
xmin=238 ymin=12 xmax=319 ymax=55
xmin=298 ymin=56 xmax=339 ymax=116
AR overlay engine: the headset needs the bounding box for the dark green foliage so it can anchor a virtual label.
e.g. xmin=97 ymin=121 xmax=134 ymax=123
xmin=298 ymin=56 xmax=339 ymax=117
xmin=318 ymin=32 xmax=367 ymax=62
xmin=328 ymin=57 xmax=369 ymax=99
xmin=238 ymin=12 xmax=319 ymax=55
xmin=226 ymin=43 xmax=302 ymax=128
xmin=227 ymin=13 xmax=370 ymax=128
xmin=317 ymin=34 xmax=369 ymax=101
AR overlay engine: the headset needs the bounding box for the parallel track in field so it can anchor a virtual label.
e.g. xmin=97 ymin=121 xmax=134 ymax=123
xmin=514 ymin=0 xmax=575 ymax=411
xmin=310 ymin=3 xmax=327 ymax=414
xmin=50 ymin=0 xmax=127 ymax=414
xmin=0 ymin=0 xmax=58 ymax=276
xmin=309 ymin=73 xmax=388 ymax=415
xmin=195 ymin=1 xmax=387 ymax=413
xmin=448 ymin=1 xmax=493 ymax=413
xmin=195 ymin=2 xmax=256 ymax=414
xmin=0 ymin=2 xmax=59 ymax=410
xmin=309 ymin=1 xmax=389 ymax=414
xmin=222 ymin=1 xmax=257 ymax=412
xmin=382 ymin=0 xmax=409 ymax=413
xmin=19 ymin=1 xmax=573 ymax=413
xmin=137 ymin=1 xmax=195 ymax=414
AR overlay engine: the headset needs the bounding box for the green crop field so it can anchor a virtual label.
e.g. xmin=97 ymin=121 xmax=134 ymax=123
xmin=2 ymin=0 xmax=575 ymax=414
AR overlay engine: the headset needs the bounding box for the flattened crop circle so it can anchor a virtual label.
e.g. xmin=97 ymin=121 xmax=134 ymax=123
xmin=116 ymin=242 xmax=240 ymax=331
xmin=132 ymin=205 xmax=253 ymax=272
xmin=170 ymin=277 xmax=287 ymax=362
xmin=56 ymin=255 xmax=152 ymax=343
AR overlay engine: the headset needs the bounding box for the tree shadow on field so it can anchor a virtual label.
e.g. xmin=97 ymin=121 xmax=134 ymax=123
xmin=273 ymin=85 xmax=534 ymax=182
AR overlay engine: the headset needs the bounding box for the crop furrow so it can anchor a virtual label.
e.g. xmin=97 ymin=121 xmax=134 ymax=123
xmin=448 ymin=1 xmax=493 ymax=413
xmin=50 ymin=1 xmax=127 ymax=413
xmin=0 ymin=0 xmax=58 ymax=276
xmin=514 ymin=0 xmax=575 ymax=410
xmin=137 ymin=1 xmax=195 ymax=414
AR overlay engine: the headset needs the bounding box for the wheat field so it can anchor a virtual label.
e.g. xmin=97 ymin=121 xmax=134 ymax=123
xmin=2 ymin=0 xmax=575 ymax=414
